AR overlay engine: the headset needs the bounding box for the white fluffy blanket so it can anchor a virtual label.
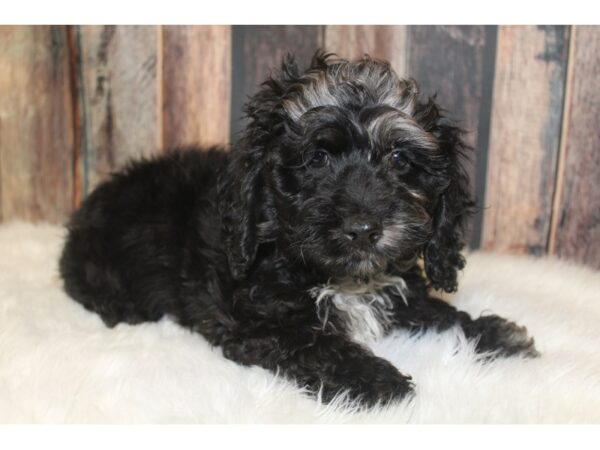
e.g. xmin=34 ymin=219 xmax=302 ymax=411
xmin=1 ymin=222 xmax=599 ymax=423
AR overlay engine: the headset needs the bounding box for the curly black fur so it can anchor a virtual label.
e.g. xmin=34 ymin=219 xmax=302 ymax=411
xmin=60 ymin=51 xmax=538 ymax=408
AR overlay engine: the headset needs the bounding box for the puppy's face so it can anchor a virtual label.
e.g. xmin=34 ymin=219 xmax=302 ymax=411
xmin=228 ymin=52 xmax=472 ymax=292
xmin=274 ymin=107 xmax=449 ymax=278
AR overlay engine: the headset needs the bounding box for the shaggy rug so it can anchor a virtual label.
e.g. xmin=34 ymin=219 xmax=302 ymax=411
xmin=0 ymin=222 xmax=599 ymax=423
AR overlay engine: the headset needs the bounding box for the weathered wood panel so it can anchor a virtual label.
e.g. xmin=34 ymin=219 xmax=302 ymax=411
xmin=407 ymin=26 xmax=494 ymax=150
xmin=550 ymin=26 xmax=600 ymax=269
xmin=324 ymin=26 xmax=408 ymax=76
xmin=76 ymin=25 xmax=161 ymax=194
xmin=407 ymin=26 xmax=497 ymax=246
xmin=0 ymin=26 xmax=74 ymax=223
xmin=162 ymin=26 xmax=231 ymax=149
xmin=230 ymin=25 xmax=323 ymax=140
xmin=482 ymin=26 xmax=569 ymax=255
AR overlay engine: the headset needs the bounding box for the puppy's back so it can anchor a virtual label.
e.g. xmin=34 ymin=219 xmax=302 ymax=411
xmin=60 ymin=147 xmax=229 ymax=327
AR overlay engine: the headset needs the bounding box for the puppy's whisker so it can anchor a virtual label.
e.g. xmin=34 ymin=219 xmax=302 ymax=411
xmin=299 ymin=245 xmax=307 ymax=266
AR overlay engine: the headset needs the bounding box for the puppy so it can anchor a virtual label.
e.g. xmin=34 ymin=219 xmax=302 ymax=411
xmin=60 ymin=51 xmax=538 ymax=407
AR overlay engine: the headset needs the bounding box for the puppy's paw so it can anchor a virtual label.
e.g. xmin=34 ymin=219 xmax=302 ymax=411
xmin=320 ymin=358 xmax=415 ymax=408
xmin=466 ymin=315 xmax=539 ymax=358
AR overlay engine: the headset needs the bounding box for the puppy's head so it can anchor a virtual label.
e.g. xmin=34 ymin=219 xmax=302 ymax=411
xmin=222 ymin=51 xmax=474 ymax=293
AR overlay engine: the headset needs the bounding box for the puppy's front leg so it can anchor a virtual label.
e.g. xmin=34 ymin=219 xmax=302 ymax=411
xmin=393 ymin=287 xmax=538 ymax=358
xmin=221 ymin=332 xmax=413 ymax=407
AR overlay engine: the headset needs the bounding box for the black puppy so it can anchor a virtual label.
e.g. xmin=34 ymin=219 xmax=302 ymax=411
xmin=60 ymin=52 xmax=537 ymax=407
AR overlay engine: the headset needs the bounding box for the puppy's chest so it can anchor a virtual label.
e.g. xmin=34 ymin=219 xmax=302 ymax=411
xmin=309 ymin=275 xmax=407 ymax=346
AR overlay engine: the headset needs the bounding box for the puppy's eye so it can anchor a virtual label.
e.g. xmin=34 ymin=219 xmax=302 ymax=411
xmin=390 ymin=149 xmax=410 ymax=171
xmin=309 ymin=150 xmax=329 ymax=168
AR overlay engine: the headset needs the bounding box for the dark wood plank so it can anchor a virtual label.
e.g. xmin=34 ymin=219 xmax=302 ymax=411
xmin=549 ymin=26 xmax=600 ymax=269
xmin=0 ymin=26 xmax=74 ymax=223
xmin=408 ymin=26 xmax=492 ymax=150
xmin=230 ymin=25 xmax=323 ymax=140
xmin=162 ymin=26 xmax=231 ymax=149
xmin=407 ymin=26 xmax=497 ymax=246
xmin=482 ymin=26 xmax=569 ymax=255
xmin=76 ymin=25 xmax=161 ymax=194
xmin=324 ymin=26 xmax=408 ymax=76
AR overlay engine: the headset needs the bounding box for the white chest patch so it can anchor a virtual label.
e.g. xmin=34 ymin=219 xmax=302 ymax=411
xmin=309 ymin=275 xmax=408 ymax=345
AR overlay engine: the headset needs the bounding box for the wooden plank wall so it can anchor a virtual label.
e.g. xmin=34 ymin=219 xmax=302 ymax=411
xmin=324 ymin=26 xmax=408 ymax=76
xmin=0 ymin=25 xmax=598 ymax=269
xmin=75 ymin=26 xmax=162 ymax=194
xmin=163 ymin=26 xmax=231 ymax=149
xmin=230 ymin=25 xmax=322 ymax=138
xmin=0 ymin=26 xmax=74 ymax=222
xmin=482 ymin=26 xmax=569 ymax=255
xmin=548 ymin=26 xmax=600 ymax=268
xmin=406 ymin=26 xmax=497 ymax=246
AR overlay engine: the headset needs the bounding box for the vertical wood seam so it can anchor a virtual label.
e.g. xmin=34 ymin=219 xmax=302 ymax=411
xmin=548 ymin=25 xmax=576 ymax=255
xmin=157 ymin=25 xmax=164 ymax=152
xmin=470 ymin=25 xmax=498 ymax=249
xmin=72 ymin=25 xmax=90 ymax=198
xmin=229 ymin=25 xmax=245 ymax=143
xmin=226 ymin=25 xmax=233 ymax=146
xmin=66 ymin=25 xmax=82 ymax=210
xmin=403 ymin=26 xmax=410 ymax=77
xmin=405 ymin=25 xmax=412 ymax=74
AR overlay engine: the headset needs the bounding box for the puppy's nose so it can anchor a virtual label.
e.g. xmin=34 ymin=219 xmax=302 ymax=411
xmin=342 ymin=220 xmax=382 ymax=245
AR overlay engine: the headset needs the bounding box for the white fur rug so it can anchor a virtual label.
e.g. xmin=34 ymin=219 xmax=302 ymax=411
xmin=1 ymin=222 xmax=599 ymax=423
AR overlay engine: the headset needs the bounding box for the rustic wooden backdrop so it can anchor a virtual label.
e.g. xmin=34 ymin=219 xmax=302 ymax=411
xmin=0 ymin=25 xmax=598 ymax=269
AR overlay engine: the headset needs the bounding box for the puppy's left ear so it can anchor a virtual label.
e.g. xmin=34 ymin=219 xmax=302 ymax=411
xmin=220 ymin=52 xmax=303 ymax=279
xmin=220 ymin=57 xmax=293 ymax=280
xmin=422 ymin=115 xmax=475 ymax=293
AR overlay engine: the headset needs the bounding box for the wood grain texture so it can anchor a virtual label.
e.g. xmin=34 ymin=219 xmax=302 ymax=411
xmin=230 ymin=26 xmax=323 ymax=139
xmin=482 ymin=26 xmax=569 ymax=255
xmin=324 ymin=26 xmax=408 ymax=76
xmin=408 ymin=26 xmax=491 ymax=151
xmin=407 ymin=26 xmax=497 ymax=247
xmin=549 ymin=26 xmax=600 ymax=269
xmin=162 ymin=26 xmax=231 ymax=149
xmin=0 ymin=26 xmax=74 ymax=223
xmin=76 ymin=25 xmax=161 ymax=194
